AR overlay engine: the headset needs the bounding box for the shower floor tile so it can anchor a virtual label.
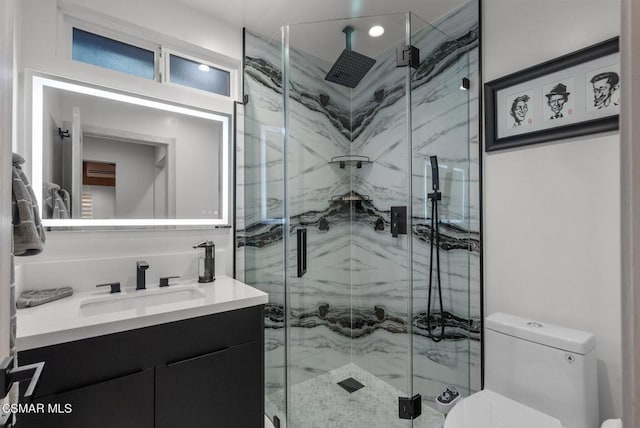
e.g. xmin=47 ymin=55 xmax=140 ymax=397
xmin=267 ymin=363 xmax=444 ymax=428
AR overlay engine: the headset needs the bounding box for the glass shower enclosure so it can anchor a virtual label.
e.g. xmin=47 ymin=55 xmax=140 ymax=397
xmin=240 ymin=10 xmax=476 ymax=428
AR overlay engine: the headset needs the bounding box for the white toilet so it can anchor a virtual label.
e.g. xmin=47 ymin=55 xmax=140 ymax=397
xmin=444 ymin=312 xmax=599 ymax=428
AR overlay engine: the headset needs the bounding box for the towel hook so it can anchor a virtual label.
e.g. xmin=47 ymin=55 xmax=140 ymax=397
xmin=57 ymin=128 xmax=70 ymax=139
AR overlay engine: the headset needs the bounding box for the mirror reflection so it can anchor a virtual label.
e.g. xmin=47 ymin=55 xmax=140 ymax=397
xmin=33 ymin=76 xmax=230 ymax=227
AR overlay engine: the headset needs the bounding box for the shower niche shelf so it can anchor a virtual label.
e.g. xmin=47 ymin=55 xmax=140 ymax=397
xmin=331 ymin=192 xmax=371 ymax=203
xmin=329 ymin=155 xmax=372 ymax=169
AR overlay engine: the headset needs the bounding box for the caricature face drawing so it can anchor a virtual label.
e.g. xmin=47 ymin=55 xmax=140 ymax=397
xmin=509 ymin=95 xmax=530 ymax=127
xmin=590 ymin=72 xmax=619 ymax=109
xmin=547 ymin=94 xmax=567 ymax=116
xmin=544 ymin=82 xmax=571 ymax=120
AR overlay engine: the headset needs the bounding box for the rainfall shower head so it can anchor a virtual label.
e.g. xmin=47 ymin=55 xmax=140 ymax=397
xmin=325 ymin=26 xmax=376 ymax=89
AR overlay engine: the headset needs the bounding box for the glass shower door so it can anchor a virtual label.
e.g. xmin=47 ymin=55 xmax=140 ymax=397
xmin=410 ymin=11 xmax=473 ymax=416
xmin=241 ymin=28 xmax=288 ymax=426
xmin=284 ymin=13 xmax=414 ymax=428
xmin=242 ymin=9 xmax=476 ymax=428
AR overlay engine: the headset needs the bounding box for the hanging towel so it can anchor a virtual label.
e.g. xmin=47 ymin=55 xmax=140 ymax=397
xmin=12 ymin=153 xmax=46 ymax=256
xmin=44 ymin=182 xmax=70 ymax=219
xmin=59 ymin=188 xmax=71 ymax=215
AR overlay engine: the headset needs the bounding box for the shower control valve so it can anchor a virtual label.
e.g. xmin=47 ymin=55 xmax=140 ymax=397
xmin=428 ymin=190 xmax=442 ymax=201
xmin=390 ymin=206 xmax=407 ymax=237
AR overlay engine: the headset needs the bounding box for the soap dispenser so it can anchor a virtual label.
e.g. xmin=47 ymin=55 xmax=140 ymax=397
xmin=193 ymin=240 xmax=215 ymax=283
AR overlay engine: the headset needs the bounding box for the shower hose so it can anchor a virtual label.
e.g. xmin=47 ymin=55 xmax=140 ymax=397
xmin=427 ymin=188 xmax=445 ymax=342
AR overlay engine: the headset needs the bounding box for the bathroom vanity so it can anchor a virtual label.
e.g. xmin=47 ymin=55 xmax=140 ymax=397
xmin=15 ymin=276 xmax=267 ymax=428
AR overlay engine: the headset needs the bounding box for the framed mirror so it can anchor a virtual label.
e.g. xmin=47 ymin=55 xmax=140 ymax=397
xmin=31 ymin=74 xmax=230 ymax=227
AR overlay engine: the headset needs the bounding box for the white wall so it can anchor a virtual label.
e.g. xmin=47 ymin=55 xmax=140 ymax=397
xmin=83 ymin=137 xmax=156 ymax=219
xmin=16 ymin=0 xmax=239 ymax=275
xmin=483 ymin=0 xmax=621 ymax=421
xmin=83 ymin=185 xmax=116 ymax=219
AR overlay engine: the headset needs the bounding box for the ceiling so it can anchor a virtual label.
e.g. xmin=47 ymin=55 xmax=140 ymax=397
xmin=174 ymin=0 xmax=469 ymax=61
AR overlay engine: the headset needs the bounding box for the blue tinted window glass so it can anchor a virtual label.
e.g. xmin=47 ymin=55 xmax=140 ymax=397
xmin=72 ymin=28 xmax=155 ymax=80
xmin=169 ymin=54 xmax=230 ymax=96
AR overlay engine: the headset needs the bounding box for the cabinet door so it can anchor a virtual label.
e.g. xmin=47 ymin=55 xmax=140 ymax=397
xmin=17 ymin=368 xmax=154 ymax=428
xmin=155 ymin=340 xmax=263 ymax=428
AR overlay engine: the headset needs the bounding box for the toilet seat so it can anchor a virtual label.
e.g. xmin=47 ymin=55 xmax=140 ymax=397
xmin=443 ymin=390 xmax=562 ymax=428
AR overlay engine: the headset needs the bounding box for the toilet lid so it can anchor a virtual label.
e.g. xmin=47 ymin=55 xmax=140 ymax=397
xmin=443 ymin=390 xmax=562 ymax=428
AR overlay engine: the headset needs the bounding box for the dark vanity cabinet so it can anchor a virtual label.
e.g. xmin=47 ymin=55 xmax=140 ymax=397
xmin=17 ymin=305 xmax=264 ymax=428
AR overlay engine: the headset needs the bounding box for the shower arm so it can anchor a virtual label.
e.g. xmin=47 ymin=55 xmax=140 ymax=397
xmin=343 ymin=26 xmax=354 ymax=51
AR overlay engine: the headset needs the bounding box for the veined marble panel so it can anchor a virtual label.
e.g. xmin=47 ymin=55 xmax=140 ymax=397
xmin=347 ymin=0 xmax=481 ymax=399
xmin=239 ymin=3 xmax=481 ymax=422
xmin=424 ymin=1 xmax=481 ymax=395
xmin=286 ymin=50 xmax=351 ymax=219
xmin=245 ymin=28 xmax=356 ymax=388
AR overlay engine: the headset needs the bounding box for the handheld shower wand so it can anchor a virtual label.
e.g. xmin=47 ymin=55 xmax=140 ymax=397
xmin=430 ymin=155 xmax=440 ymax=192
xmin=427 ymin=156 xmax=445 ymax=342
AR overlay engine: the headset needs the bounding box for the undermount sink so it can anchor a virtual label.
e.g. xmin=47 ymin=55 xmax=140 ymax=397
xmin=80 ymin=285 xmax=206 ymax=316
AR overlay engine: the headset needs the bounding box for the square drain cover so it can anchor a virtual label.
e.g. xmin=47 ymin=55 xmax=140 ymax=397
xmin=337 ymin=377 xmax=365 ymax=393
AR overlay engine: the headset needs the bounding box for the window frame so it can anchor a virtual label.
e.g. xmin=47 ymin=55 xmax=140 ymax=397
xmin=161 ymin=47 xmax=237 ymax=100
xmin=63 ymin=16 xmax=162 ymax=81
xmin=61 ymin=15 xmax=238 ymax=101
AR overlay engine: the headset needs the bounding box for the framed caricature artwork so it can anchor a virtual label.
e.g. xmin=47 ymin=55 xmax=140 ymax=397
xmin=484 ymin=37 xmax=620 ymax=152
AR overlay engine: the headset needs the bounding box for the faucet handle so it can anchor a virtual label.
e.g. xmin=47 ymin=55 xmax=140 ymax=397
xmin=96 ymin=282 xmax=121 ymax=293
xmin=193 ymin=240 xmax=214 ymax=249
xmin=159 ymin=276 xmax=180 ymax=287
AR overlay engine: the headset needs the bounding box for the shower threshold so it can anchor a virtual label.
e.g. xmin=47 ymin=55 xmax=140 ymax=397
xmin=267 ymin=363 xmax=444 ymax=428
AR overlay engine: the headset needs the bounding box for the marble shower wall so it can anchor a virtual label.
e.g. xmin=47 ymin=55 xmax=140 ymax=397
xmin=284 ymin=35 xmax=353 ymax=385
xmin=429 ymin=2 xmax=482 ymax=393
xmin=239 ymin=27 xmax=356 ymax=408
xmin=238 ymin=0 xmax=480 ymax=420
xmin=411 ymin=2 xmax=481 ymax=399
xmin=348 ymin=1 xmax=481 ymax=398
xmin=347 ymin=32 xmax=413 ymax=392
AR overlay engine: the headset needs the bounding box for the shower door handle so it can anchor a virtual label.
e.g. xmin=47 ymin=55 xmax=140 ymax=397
xmin=390 ymin=206 xmax=407 ymax=237
xmin=297 ymin=228 xmax=307 ymax=277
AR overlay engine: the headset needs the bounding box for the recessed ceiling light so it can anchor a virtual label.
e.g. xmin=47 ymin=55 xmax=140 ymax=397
xmin=198 ymin=64 xmax=210 ymax=72
xmin=368 ymin=26 xmax=384 ymax=38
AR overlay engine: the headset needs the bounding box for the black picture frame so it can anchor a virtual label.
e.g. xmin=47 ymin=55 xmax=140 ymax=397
xmin=484 ymin=37 xmax=619 ymax=152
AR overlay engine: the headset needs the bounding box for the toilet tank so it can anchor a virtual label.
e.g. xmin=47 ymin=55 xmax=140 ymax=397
xmin=485 ymin=313 xmax=598 ymax=428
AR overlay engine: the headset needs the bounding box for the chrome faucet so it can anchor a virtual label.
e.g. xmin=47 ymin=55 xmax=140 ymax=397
xmin=136 ymin=261 xmax=149 ymax=290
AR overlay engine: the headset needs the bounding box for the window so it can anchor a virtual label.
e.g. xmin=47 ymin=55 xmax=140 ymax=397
xmin=168 ymin=54 xmax=231 ymax=97
xmin=68 ymin=24 xmax=236 ymax=99
xmin=72 ymin=28 xmax=156 ymax=80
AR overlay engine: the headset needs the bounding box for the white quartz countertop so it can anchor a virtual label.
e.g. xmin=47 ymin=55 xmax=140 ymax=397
xmin=17 ymin=275 xmax=268 ymax=351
